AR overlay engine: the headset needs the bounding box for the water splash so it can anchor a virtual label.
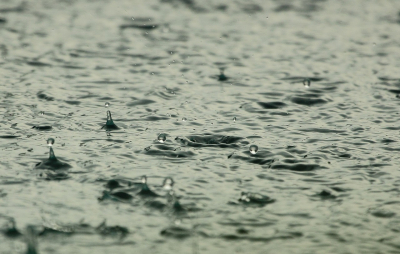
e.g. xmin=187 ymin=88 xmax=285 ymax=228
xmin=35 ymin=138 xmax=71 ymax=170
xmin=218 ymin=70 xmax=228 ymax=81
xmin=101 ymin=110 xmax=119 ymax=130
xmin=138 ymin=176 xmax=158 ymax=197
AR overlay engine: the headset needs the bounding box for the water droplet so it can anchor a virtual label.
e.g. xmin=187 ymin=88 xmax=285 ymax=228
xmin=162 ymin=177 xmax=174 ymax=190
xmin=182 ymin=117 xmax=187 ymax=122
xmin=105 ymin=102 xmax=110 ymax=108
xmin=158 ymin=133 xmax=167 ymax=143
xmin=303 ymin=78 xmax=311 ymax=88
xmin=47 ymin=138 xmax=55 ymax=146
xmin=141 ymin=175 xmax=147 ymax=184
xmin=249 ymin=145 xmax=258 ymax=155
xmin=233 ymin=117 xmax=236 ymax=122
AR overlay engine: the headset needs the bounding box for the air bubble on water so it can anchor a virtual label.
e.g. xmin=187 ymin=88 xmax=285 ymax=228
xmin=158 ymin=133 xmax=167 ymax=143
xmin=47 ymin=138 xmax=55 ymax=146
xmin=233 ymin=117 xmax=236 ymax=122
xmin=303 ymin=78 xmax=311 ymax=88
xmin=182 ymin=117 xmax=187 ymax=122
xmin=105 ymin=102 xmax=110 ymax=108
xmin=162 ymin=177 xmax=174 ymax=190
xmin=249 ymin=144 xmax=258 ymax=155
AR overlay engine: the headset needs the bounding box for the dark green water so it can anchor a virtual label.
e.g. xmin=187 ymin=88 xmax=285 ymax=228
xmin=1 ymin=0 xmax=400 ymax=253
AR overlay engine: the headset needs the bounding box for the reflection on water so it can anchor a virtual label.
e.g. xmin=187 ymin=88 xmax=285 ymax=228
xmin=1 ymin=0 xmax=400 ymax=253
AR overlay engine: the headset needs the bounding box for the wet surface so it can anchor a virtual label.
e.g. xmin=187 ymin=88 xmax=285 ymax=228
xmin=1 ymin=0 xmax=400 ymax=253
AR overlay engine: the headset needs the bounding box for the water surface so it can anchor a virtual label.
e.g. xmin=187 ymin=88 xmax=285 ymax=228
xmin=1 ymin=0 xmax=400 ymax=253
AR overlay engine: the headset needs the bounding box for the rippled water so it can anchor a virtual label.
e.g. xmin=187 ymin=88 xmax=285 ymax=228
xmin=1 ymin=0 xmax=400 ymax=253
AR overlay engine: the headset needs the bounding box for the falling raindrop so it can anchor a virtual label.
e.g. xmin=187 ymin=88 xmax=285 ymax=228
xmin=162 ymin=177 xmax=174 ymax=190
xmin=158 ymin=133 xmax=167 ymax=143
xmin=249 ymin=145 xmax=258 ymax=155
xmin=47 ymin=138 xmax=55 ymax=147
xmin=303 ymin=78 xmax=311 ymax=88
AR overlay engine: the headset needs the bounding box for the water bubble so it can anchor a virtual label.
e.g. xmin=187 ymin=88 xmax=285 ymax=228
xmin=249 ymin=145 xmax=258 ymax=155
xmin=303 ymin=78 xmax=311 ymax=88
xmin=105 ymin=102 xmax=110 ymax=108
xmin=233 ymin=117 xmax=236 ymax=122
xmin=162 ymin=177 xmax=174 ymax=190
xmin=182 ymin=117 xmax=187 ymax=122
xmin=47 ymin=138 xmax=55 ymax=146
xmin=158 ymin=133 xmax=167 ymax=143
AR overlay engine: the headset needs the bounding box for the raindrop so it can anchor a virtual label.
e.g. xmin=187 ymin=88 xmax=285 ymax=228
xmin=249 ymin=145 xmax=258 ymax=155
xmin=158 ymin=133 xmax=167 ymax=143
xmin=233 ymin=117 xmax=236 ymax=122
xmin=105 ymin=102 xmax=110 ymax=108
xmin=303 ymin=78 xmax=311 ymax=88
xmin=47 ymin=138 xmax=55 ymax=147
xmin=162 ymin=177 xmax=174 ymax=190
xmin=182 ymin=117 xmax=187 ymax=122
